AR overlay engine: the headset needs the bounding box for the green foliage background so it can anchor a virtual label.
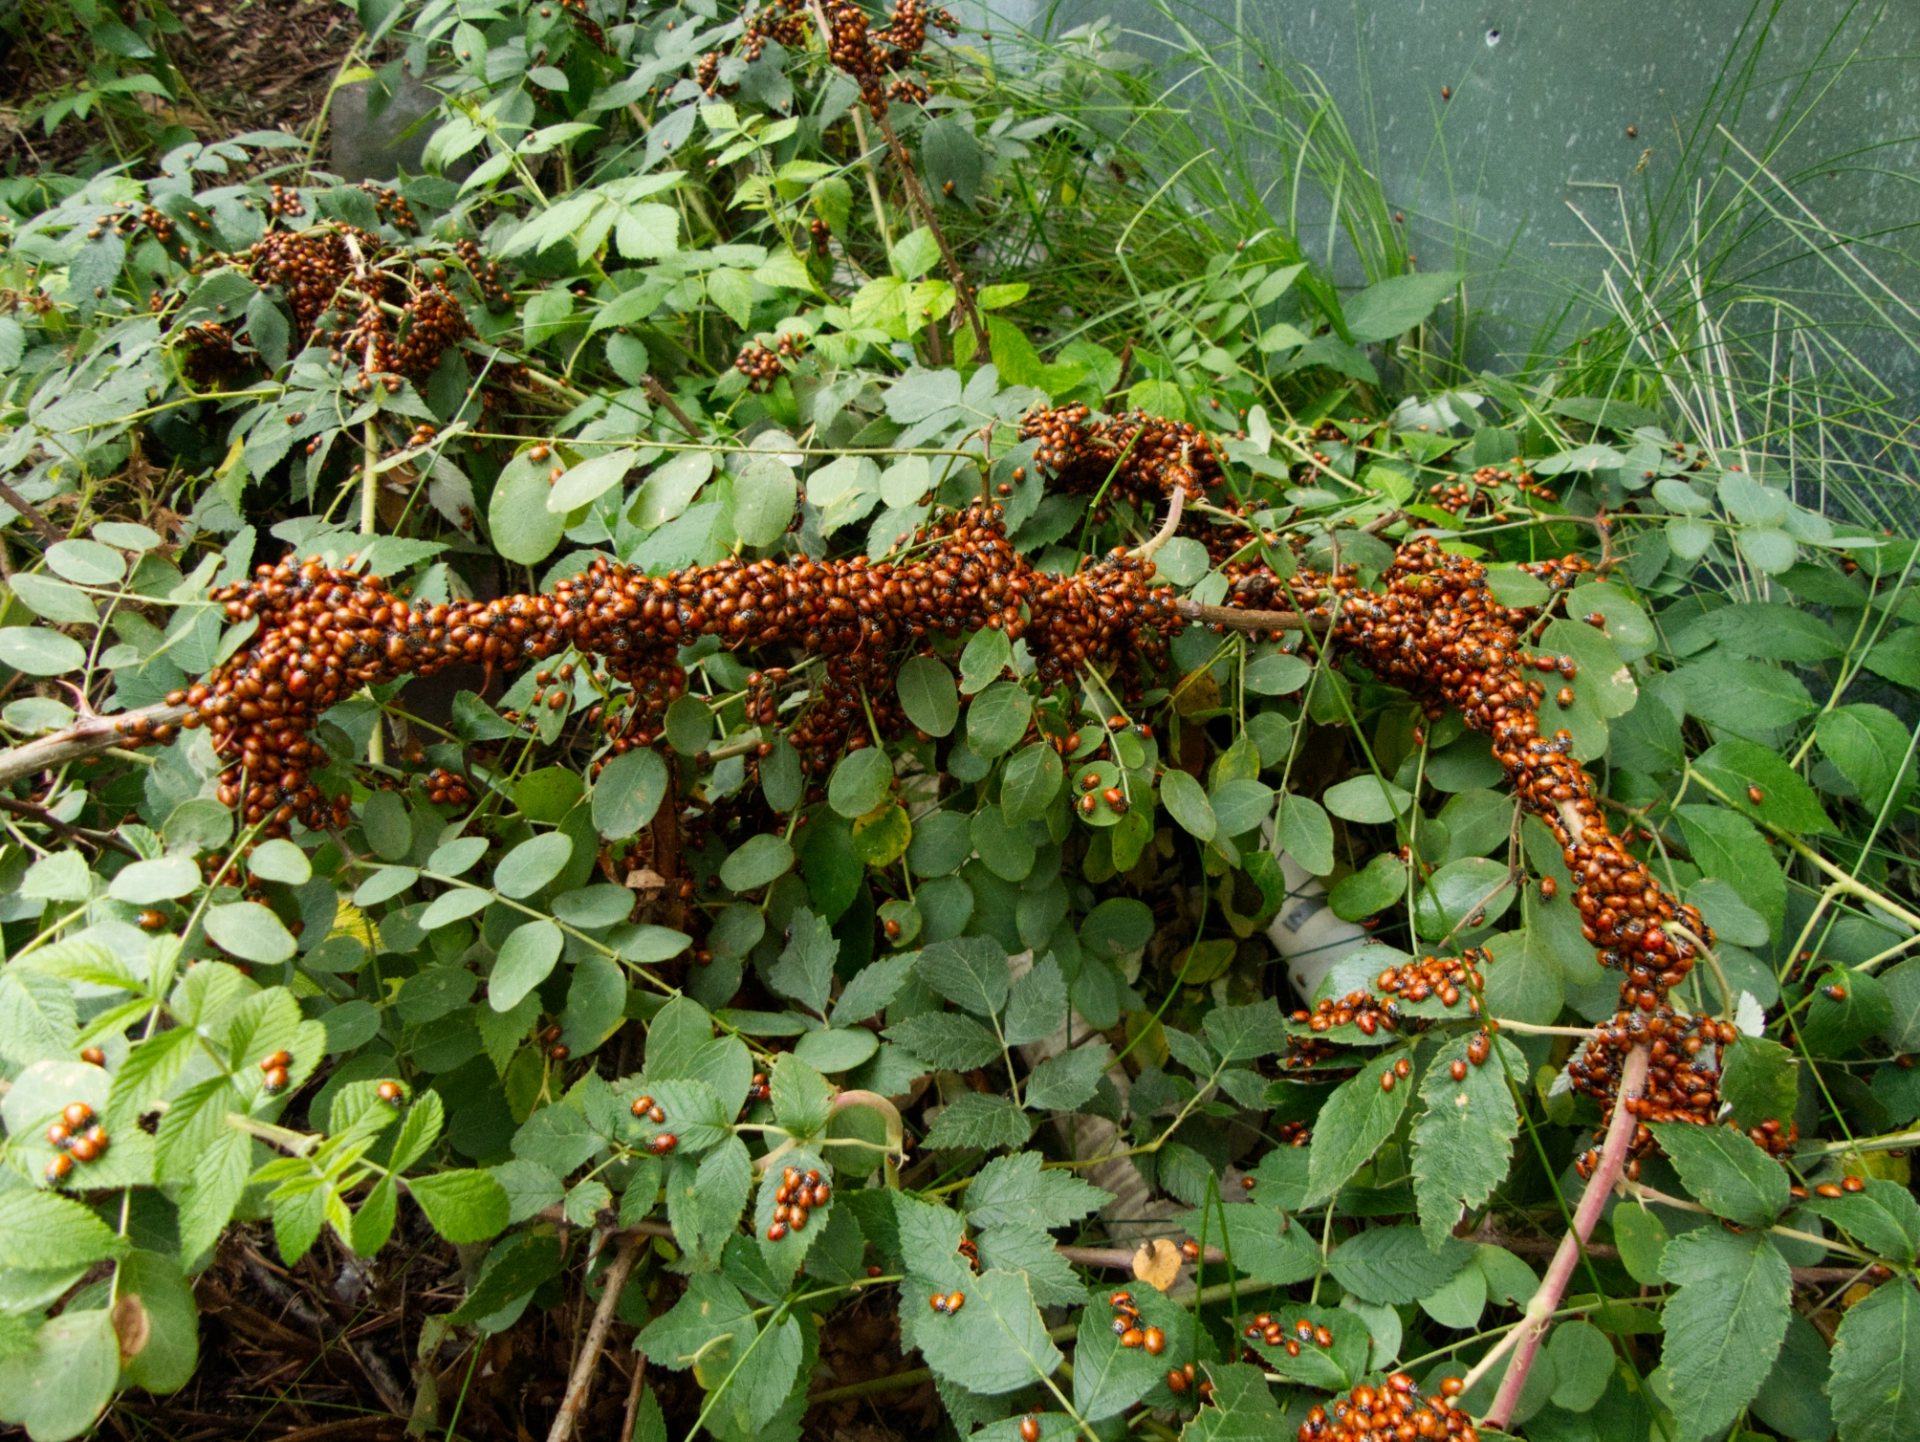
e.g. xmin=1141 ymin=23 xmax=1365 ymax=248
xmin=0 ymin=2 xmax=1917 ymax=1440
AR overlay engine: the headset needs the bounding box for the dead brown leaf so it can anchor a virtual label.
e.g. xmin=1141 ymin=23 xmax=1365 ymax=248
xmin=1131 ymin=1238 xmax=1181 ymax=1292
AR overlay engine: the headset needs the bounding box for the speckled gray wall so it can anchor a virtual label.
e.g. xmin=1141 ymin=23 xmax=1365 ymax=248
xmin=963 ymin=0 xmax=1920 ymax=381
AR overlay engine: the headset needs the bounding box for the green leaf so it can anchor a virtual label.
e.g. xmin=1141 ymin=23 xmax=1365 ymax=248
xmin=636 ymin=1272 xmax=753 ymax=1368
xmin=1692 ymin=602 xmax=1844 ymax=660
xmin=768 ymin=906 xmax=837 ymax=1016
xmin=1546 ymin=1320 xmax=1615 ymax=1412
xmin=732 ymin=454 xmax=797 ymax=547
xmin=1694 ymin=738 xmax=1833 ymax=834
xmin=1274 ymin=793 xmax=1334 ymax=874
xmin=1830 ymin=1276 xmax=1920 ymax=1442
xmin=109 ymin=855 xmax=201 ymax=904
xmin=1675 ymin=804 xmax=1784 ymax=941
xmin=792 ymin=1027 xmax=877 ymax=1073
xmin=852 ymin=803 xmax=912 ymax=869
xmin=1080 ymin=897 xmax=1154 ymax=958
xmin=1003 ymin=956 xmax=1068 ymax=1047
xmin=1413 ymin=1032 xmax=1521 ymax=1248
xmin=966 ymin=681 xmax=1031 ymax=759
xmin=909 ymin=1268 xmax=1061 ymax=1395
xmin=0 ymin=627 xmax=86 ymax=676
xmin=833 ymin=954 xmax=915 ymax=1026
xmin=897 ymin=654 xmax=959 ymax=736
xmin=1805 ymin=1179 xmax=1920 ymax=1265
xmin=1656 ymin=1226 xmax=1791 ymax=1439
xmin=1001 ymin=744 xmax=1063 ymax=825
xmin=1322 ymin=775 xmax=1411 ymax=825
xmin=1023 ymin=1047 xmax=1108 ymax=1112
xmin=1071 ymin=1285 xmax=1187 ymax=1419
xmin=1179 ymin=1362 xmax=1286 ymax=1441
xmin=1720 ymin=1035 xmax=1800 ymax=1128
xmin=1413 ymin=856 xmax=1514 ymax=940
xmin=1754 ymin=1312 xmax=1834 ymax=1442
xmin=1340 ymin=271 xmax=1463 ymax=344
xmin=829 ymin=747 xmax=893 ymax=818
xmin=959 ymin=627 xmax=1012 ymax=695
xmin=448 ymin=1232 xmax=562 ymax=1325
xmin=720 ymin=833 xmax=793 ymax=892
xmin=1611 ymin=1203 xmax=1669 ymax=1286
xmin=923 ymin=1093 xmax=1033 ymax=1150
xmin=247 ymin=839 xmax=311 ymax=886
xmin=1302 ymin=1052 xmax=1414 ymax=1208
xmin=1650 ymin=1122 xmax=1790 ymax=1226
xmin=917 ymin=935 xmax=1010 ymax=1017
xmin=1159 ymin=768 xmax=1217 ymax=842
xmin=178 ymin=1125 xmax=251 ymax=1262
xmin=546 ymin=448 xmax=638 ymax=513
xmin=490 ymin=920 xmax=563 ymax=1012
xmin=771 ymin=1053 xmax=833 ymax=1138
xmin=203 ymin=901 xmax=297 ymax=963
xmin=410 ymin=1167 xmax=514 ymax=1244
xmin=117 ymin=1249 xmax=199 ymax=1395
xmin=494 ymin=833 xmax=572 ymax=898
xmin=1327 ymin=1225 xmax=1471 ymax=1304
xmin=0 ymin=1306 xmax=119 ymax=1442
xmin=970 ymin=804 xmax=1034 ymax=882
xmin=593 ymin=748 xmax=670 ymax=838
xmin=487 ymin=451 xmax=567 ymax=565
xmin=1818 ymin=704 xmax=1918 ymax=817
xmin=966 ymin=1152 xmax=1108 ymax=1231
xmin=0 ymin=1190 xmax=128 ymax=1272
xmin=1330 ymin=852 xmax=1406 ymax=919
xmin=1195 ymin=1200 xmax=1321 ymax=1287
xmin=1202 ymin=1000 xmax=1289 ymax=1063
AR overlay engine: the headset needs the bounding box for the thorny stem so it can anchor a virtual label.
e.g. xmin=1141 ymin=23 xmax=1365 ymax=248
xmin=869 ymin=107 xmax=990 ymax=354
xmin=1476 ymin=1044 xmax=1648 ymax=1427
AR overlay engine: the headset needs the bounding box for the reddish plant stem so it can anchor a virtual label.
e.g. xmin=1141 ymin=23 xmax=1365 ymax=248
xmin=1482 ymin=1043 xmax=1650 ymax=1428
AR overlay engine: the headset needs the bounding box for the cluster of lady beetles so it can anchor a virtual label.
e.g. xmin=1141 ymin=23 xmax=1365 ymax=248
xmin=766 ymin=1164 xmax=830 ymax=1240
xmin=138 ymin=403 xmax=1786 ymax=1174
xmin=153 ymin=500 xmax=1169 ymax=833
xmin=732 ymin=332 xmax=806 ymax=391
xmin=1105 ymin=1290 xmax=1166 ymax=1353
xmin=1244 ymin=1313 xmax=1333 ymax=1358
xmin=1423 ymin=464 xmax=1556 ymax=520
xmin=1298 ymin=1376 xmax=1478 ymax=1442
xmin=44 ymin=1102 xmax=108 ymax=1186
xmin=928 ymin=1289 xmax=966 ymax=1314
xmin=823 ymin=0 xmax=958 ymax=117
xmin=695 ymin=0 xmax=811 ymax=95
xmin=1020 ymin=404 xmax=1226 ymax=523
xmin=260 ymin=1048 xmax=293 ymax=1094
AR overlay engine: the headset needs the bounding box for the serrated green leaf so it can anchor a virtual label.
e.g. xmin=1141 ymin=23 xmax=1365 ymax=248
xmin=1656 ymin=1226 xmax=1790 ymax=1439
xmin=1830 ymin=1277 xmax=1920 ymax=1442
xmin=1413 ymin=1032 xmax=1521 ymax=1248
xmin=908 ymin=1268 xmax=1060 ymax=1395
xmin=1650 ymin=1122 xmax=1790 ymax=1226
xmin=1805 ymin=1179 xmax=1920 ymax=1265
xmin=1303 ymin=1052 xmax=1414 ymax=1208
xmin=1327 ymin=1225 xmax=1471 ymax=1304
xmin=923 ymin=1093 xmax=1032 ymax=1150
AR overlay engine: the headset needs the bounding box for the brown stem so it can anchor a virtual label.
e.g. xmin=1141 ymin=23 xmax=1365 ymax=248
xmin=0 ymin=479 xmax=64 ymax=544
xmin=638 ymin=375 xmax=701 ymax=440
xmin=1480 ymin=1044 xmax=1649 ymax=1428
xmin=544 ymin=1234 xmax=640 ymax=1442
xmin=0 ymin=702 xmax=188 ymax=789
xmin=870 ymin=107 xmax=990 ymax=354
xmin=1056 ymin=1243 xmax=1224 ymax=1269
xmin=0 ymin=794 xmax=138 ymax=857
xmin=617 ymin=1353 xmax=648 ymax=1442
xmin=1171 ymin=599 xmax=1329 ymax=634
